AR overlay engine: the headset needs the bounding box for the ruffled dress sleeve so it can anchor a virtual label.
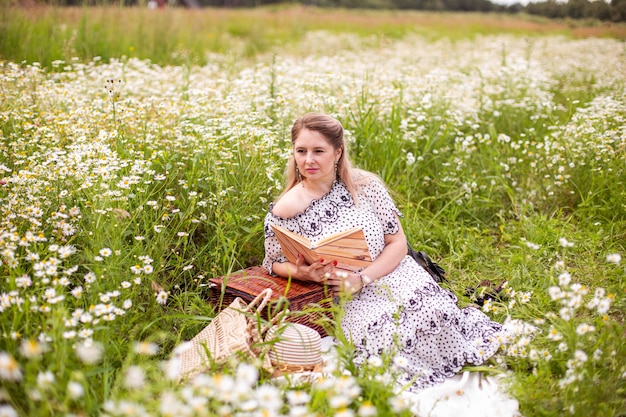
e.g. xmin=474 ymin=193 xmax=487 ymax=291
xmin=359 ymin=176 xmax=403 ymax=235
xmin=262 ymin=205 xmax=297 ymax=275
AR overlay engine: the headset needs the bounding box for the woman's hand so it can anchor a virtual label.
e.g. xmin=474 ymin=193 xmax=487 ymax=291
xmin=323 ymin=270 xmax=363 ymax=296
xmin=294 ymin=254 xmax=336 ymax=283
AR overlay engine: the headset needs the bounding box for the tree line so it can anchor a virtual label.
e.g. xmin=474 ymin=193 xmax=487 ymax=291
xmin=323 ymin=0 xmax=623 ymax=21
xmin=194 ymin=0 xmax=626 ymax=22
xmin=29 ymin=0 xmax=626 ymax=22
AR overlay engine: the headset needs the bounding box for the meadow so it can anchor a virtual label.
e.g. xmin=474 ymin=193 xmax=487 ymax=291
xmin=0 ymin=5 xmax=625 ymax=417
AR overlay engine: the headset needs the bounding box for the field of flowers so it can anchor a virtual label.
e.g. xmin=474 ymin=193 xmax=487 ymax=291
xmin=0 ymin=24 xmax=625 ymax=417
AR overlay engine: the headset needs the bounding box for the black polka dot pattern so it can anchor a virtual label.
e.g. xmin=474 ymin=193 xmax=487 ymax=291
xmin=263 ymin=177 xmax=503 ymax=393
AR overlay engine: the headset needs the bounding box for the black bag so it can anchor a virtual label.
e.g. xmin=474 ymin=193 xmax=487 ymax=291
xmin=407 ymin=241 xmax=446 ymax=283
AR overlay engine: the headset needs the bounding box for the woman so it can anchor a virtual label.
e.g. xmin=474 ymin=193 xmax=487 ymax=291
xmin=262 ymin=112 xmax=503 ymax=392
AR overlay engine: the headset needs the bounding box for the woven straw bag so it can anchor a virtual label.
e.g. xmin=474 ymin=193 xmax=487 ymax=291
xmin=177 ymin=288 xmax=276 ymax=380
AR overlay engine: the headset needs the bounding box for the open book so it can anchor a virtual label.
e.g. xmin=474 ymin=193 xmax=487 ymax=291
xmin=271 ymin=224 xmax=372 ymax=273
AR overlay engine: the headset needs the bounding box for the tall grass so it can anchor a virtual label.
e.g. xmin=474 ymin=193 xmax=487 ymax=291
xmin=0 ymin=9 xmax=625 ymax=417
xmin=1 ymin=5 xmax=626 ymax=68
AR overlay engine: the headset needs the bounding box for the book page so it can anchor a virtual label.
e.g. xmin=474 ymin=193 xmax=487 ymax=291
xmin=271 ymin=225 xmax=319 ymax=265
xmin=271 ymin=224 xmax=372 ymax=272
xmin=314 ymin=227 xmax=364 ymax=247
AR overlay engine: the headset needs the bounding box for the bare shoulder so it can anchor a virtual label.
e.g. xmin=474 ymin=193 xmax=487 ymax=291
xmin=271 ymin=187 xmax=309 ymax=219
xmin=353 ymin=169 xmax=382 ymax=187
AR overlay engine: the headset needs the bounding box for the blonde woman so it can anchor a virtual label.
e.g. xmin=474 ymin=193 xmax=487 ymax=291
xmin=263 ymin=112 xmax=503 ymax=392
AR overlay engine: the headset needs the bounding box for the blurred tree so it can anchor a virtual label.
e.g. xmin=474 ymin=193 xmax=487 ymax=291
xmin=8 ymin=0 xmax=625 ymax=22
xmin=587 ymin=0 xmax=612 ymax=19
xmin=611 ymin=0 xmax=626 ymax=20
xmin=566 ymin=0 xmax=590 ymax=18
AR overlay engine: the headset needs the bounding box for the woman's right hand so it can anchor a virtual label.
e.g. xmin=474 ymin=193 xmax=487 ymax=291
xmin=295 ymin=254 xmax=335 ymax=283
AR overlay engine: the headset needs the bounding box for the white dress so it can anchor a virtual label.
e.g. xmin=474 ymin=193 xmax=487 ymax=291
xmin=263 ymin=177 xmax=503 ymax=393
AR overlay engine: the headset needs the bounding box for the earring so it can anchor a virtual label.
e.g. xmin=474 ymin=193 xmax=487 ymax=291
xmin=296 ymin=166 xmax=303 ymax=185
xmin=334 ymin=160 xmax=339 ymax=179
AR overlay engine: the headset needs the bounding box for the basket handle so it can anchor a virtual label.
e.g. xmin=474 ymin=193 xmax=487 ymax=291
xmin=259 ymin=307 xmax=289 ymax=335
xmin=245 ymin=288 xmax=273 ymax=313
xmin=245 ymin=289 xmax=286 ymax=338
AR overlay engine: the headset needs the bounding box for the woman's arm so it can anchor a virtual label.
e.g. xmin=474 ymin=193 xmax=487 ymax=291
xmin=359 ymin=217 xmax=407 ymax=281
xmin=272 ymin=256 xmax=335 ymax=284
xmin=324 ymin=214 xmax=407 ymax=294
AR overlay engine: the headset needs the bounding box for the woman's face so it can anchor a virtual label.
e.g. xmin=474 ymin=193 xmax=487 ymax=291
xmin=293 ymin=128 xmax=341 ymax=184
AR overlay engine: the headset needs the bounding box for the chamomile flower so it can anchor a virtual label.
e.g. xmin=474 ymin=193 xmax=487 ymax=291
xmin=124 ymin=366 xmax=146 ymax=390
xmin=519 ymin=291 xmax=532 ymax=303
xmin=236 ymin=362 xmax=258 ymax=387
xmin=155 ymin=290 xmax=168 ymax=305
xmin=547 ymin=326 xmax=563 ymax=341
xmin=558 ymin=272 xmax=571 ymax=287
xmin=75 ymin=341 xmax=104 ymax=365
xmin=367 ymin=355 xmax=383 ymax=368
xmin=574 ymin=350 xmax=588 ymax=363
xmin=525 ymin=241 xmax=541 ymax=250
xmin=19 ymin=339 xmax=47 ymax=359
xmin=358 ymin=401 xmax=378 ymax=417
xmin=329 ymin=394 xmax=352 ymax=409
xmin=606 ymin=253 xmax=621 ymax=265
xmin=254 ymin=384 xmax=282 ymax=411
xmin=134 ymin=341 xmax=159 ymax=356
xmin=576 ymin=323 xmax=595 ymax=335
xmin=67 ymin=381 xmax=84 ymax=399
xmin=84 ymin=272 xmax=97 ymax=283
xmin=335 ymin=408 xmax=355 ymax=417
xmin=286 ymin=390 xmax=310 ymax=406
xmin=0 ymin=352 xmax=22 ymax=381
xmin=389 ymin=395 xmax=409 ymax=413
xmin=393 ymin=355 xmax=409 ymax=369
xmin=36 ymin=371 xmax=55 ymax=389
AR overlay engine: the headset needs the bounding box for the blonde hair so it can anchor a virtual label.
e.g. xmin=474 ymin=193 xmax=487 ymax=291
xmin=280 ymin=113 xmax=369 ymax=201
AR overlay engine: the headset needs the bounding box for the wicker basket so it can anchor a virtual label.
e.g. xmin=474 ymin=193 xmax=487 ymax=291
xmin=209 ymin=266 xmax=332 ymax=336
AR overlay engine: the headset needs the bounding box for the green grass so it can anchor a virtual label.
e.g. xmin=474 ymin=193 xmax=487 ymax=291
xmin=0 ymin=8 xmax=625 ymax=417
xmin=1 ymin=5 xmax=626 ymax=68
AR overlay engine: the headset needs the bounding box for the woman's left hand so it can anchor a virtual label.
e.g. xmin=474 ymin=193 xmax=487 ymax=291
xmin=324 ymin=271 xmax=362 ymax=295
